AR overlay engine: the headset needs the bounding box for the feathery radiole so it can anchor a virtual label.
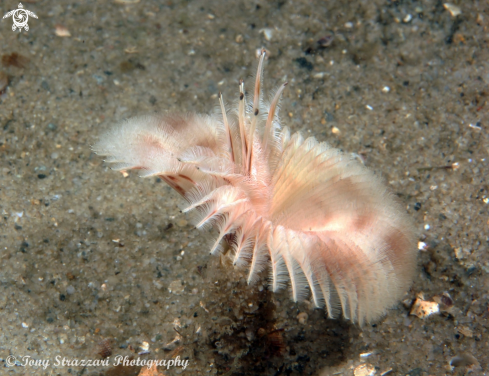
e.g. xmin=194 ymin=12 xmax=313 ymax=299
xmin=93 ymin=50 xmax=417 ymax=325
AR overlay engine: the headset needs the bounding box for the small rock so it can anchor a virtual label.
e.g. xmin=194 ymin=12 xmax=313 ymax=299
xmin=432 ymin=292 xmax=453 ymax=312
xmin=260 ymin=28 xmax=273 ymax=41
xmin=55 ymin=24 xmax=71 ymax=37
xmin=168 ymin=280 xmax=184 ymax=295
xmin=457 ymin=325 xmax=474 ymax=338
xmin=418 ymin=241 xmax=428 ymax=251
xmin=450 ymin=352 xmax=481 ymax=372
xmin=177 ymin=219 xmax=188 ymax=227
xmin=354 ymin=363 xmax=375 ymax=376
xmin=410 ymin=293 xmax=439 ymax=318
xmin=443 ymin=3 xmax=462 ymax=17
xmin=139 ymin=341 xmax=150 ymax=352
xmin=297 ymin=312 xmax=308 ymax=324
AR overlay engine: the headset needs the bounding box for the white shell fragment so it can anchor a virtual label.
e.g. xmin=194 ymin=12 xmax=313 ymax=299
xmin=457 ymin=325 xmax=474 ymax=338
xmin=163 ymin=333 xmax=182 ymax=351
xmin=55 ymin=25 xmax=71 ymax=37
xmin=403 ymin=14 xmax=412 ymax=23
xmin=360 ymin=352 xmax=375 ymax=358
xmin=138 ymin=341 xmax=150 ymax=355
xmin=410 ymin=293 xmax=440 ymax=318
xmin=443 ymin=3 xmax=462 ymax=17
xmin=260 ymin=28 xmax=274 ymax=41
xmin=139 ymin=341 xmax=150 ymax=351
xmin=124 ymin=46 xmax=138 ymax=54
xmin=417 ymin=241 xmax=428 ymax=251
xmin=354 ymin=363 xmax=376 ymax=376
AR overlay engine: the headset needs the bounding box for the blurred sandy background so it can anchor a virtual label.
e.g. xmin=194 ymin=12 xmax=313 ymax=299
xmin=0 ymin=0 xmax=488 ymax=375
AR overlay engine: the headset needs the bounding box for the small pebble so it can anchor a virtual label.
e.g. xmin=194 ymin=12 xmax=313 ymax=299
xmin=476 ymin=13 xmax=484 ymax=25
xmin=55 ymin=24 xmax=71 ymax=37
xmin=418 ymin=241 xmax=428 ymax=251
xmin=354 ymin=363 xmax=375 ymax=376
xmin=297 ymin=312 xmax=308 ymax=324
xmin=450 ymin=352 xmax=481 ymax=371
xmin=457 ymin=325 xmax=474 ymax=338
xmin=140 ymin=341 xmax=150 ymax=351
xmin=360 ymin=352 xmax=374 ymax=358
xmin=261 ymin=28 xmax=273 ymax=41
xmin=443 ymin=3 xmax=462 ymax=17
xmin=410 ymin=293 xmax=439 ymax=318
xmin=168 ymin=280 xmax=184 ymax=295
xmin=177 ymin=219 xmax=188 ymax=227
xmin=317 ymin=35 xmax=334 ymax=48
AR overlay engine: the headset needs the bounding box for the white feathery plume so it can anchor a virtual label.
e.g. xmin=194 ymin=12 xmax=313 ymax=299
xmin=94 ymin=49 xmax=417 ymax=325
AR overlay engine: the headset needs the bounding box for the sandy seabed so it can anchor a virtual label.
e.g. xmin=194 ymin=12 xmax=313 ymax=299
xmin=0 ymin=0 xmax=488 ymax=375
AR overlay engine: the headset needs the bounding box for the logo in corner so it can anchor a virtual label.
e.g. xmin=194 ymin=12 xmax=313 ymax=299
xmin=3 ymin=3 xmax=38 ymax=32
